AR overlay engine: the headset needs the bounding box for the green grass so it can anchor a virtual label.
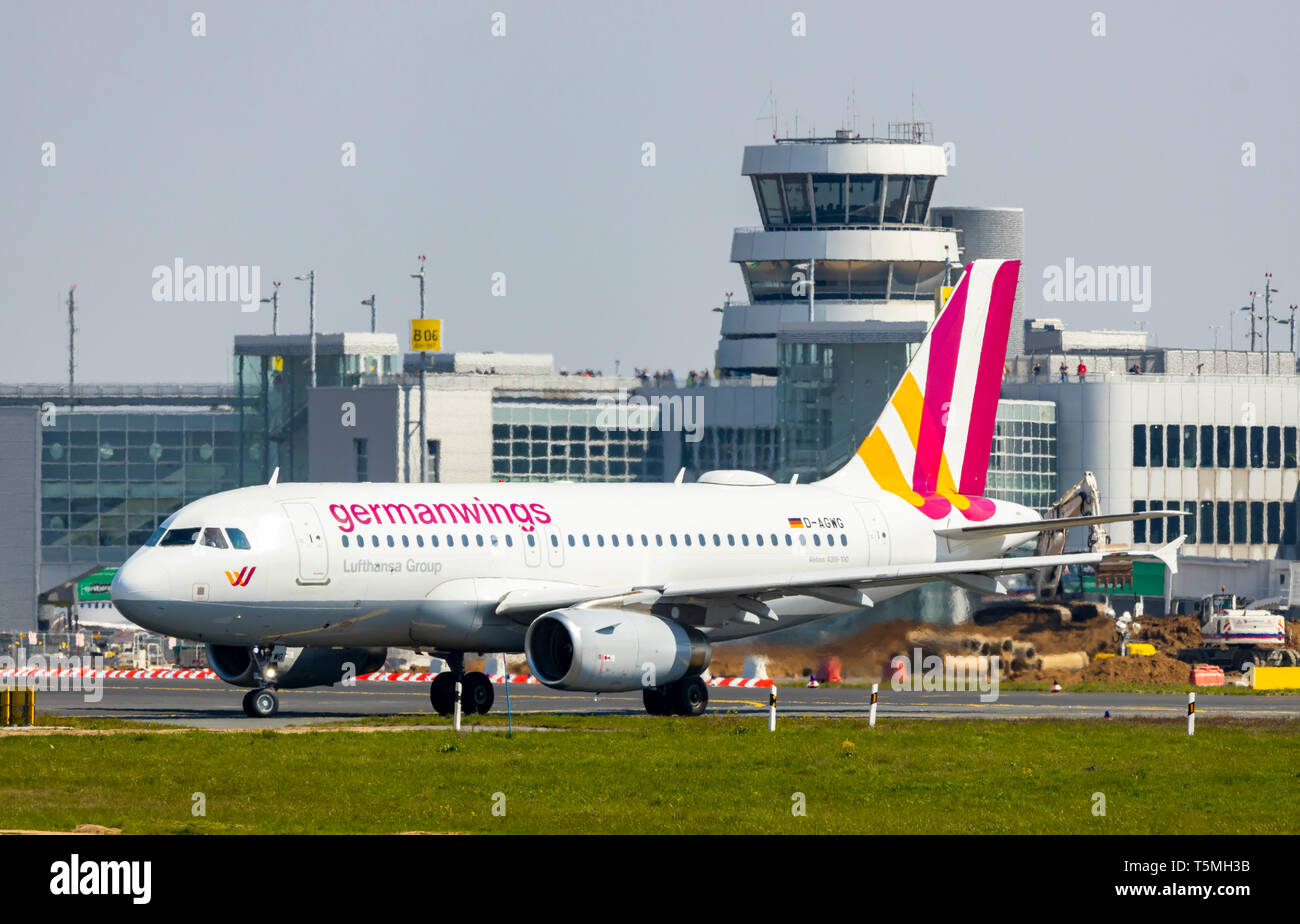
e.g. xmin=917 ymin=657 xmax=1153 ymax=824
xmin=2 ymin=715 xmax=1298 ymax=834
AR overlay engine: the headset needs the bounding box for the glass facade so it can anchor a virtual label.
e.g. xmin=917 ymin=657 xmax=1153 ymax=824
xmin=741 ymin=259 xmax=944 ymax=303
xmin=751 ymin=172 xmax=936 ymax=229
xmin=986 ymin=402 xmax=1058 ymax=514
xmin=684 ymin=427 xmax=779 ymax=476
xmin=492 ymin=403 xmax=662 ymax=482
xmin=778 ymin=340 xmax=917 ymax=480
xmin=40 ymin=411 xmax=239 ymax=563
xmin=236 ymin=350 xmax=395 ymax=484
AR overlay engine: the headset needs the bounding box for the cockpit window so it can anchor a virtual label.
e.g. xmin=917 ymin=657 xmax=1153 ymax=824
xmin=201 ymin=527 xmax=228 ymax=549
xmin=227 ymin=528 xmax=251 ymax=550
xmin=159 ymin=527 xmax=201 ymax=546
xmin=145 ymin=525 xmax=167 ymax=547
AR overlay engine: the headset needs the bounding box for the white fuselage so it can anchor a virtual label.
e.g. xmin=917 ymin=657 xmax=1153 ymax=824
xmin=111 ymin=481 xmax=1038 ymax=652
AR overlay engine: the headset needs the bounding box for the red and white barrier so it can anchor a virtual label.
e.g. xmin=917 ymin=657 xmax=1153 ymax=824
xmin=2 ymin=666 xmax=772 ymax=688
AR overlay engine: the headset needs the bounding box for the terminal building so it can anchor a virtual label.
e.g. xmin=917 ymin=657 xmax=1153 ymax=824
xmin=1005 ymin=319 xmax=1300 ymax=610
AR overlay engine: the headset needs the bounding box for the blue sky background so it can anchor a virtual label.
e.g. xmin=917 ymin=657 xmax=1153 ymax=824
xmin=3 ymin=0 xmax=1297 ymax=382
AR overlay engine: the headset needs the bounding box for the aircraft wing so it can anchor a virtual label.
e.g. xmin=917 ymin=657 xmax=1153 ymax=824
xmin=934 ymin=509 xmax=1180 ymax=540
xmin=494 ymin=538 xmax=1184 ymax=620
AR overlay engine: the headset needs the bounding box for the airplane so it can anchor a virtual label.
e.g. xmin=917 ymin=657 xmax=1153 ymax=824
xmin=112 ymin=259 xmax=1183 ymax=718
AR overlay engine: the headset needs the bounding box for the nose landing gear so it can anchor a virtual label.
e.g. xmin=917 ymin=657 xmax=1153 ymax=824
xmin=242 ymin=645 xmax=281 ymax=718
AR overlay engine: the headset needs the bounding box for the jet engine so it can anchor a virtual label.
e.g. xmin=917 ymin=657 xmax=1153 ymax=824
xmin=207 ymin=645 xmax=387 ymax=688
xmin=525 ymin=608 xmax=710 ymax=692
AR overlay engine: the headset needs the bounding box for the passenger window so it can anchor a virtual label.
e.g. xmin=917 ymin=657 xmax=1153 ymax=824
xmin=387 ymin=535 xmax=395 ymax=548
xmin=371 ymin=535 xmax=379 ymax=548
xmin=655 ymin=534 xmax=663 ymax=547
xmin=641 ymin=534 xmax=649 ymax=546
xmin=402 ymin=535 xmax=410 ymax=547
xmin=567 ymin=535 xmax=575 ymax=547
xmin=597 ymin=535 xmax=605 ymax=547
xmin=770 ymin=533 xmax=778 ymax=546
xmin=506 ymin=535 xmax=514 ymax=547
xmin=160 ymin=527 xmax=200 ymax=546
xmin=799 ymin=535 xmax=807 ymax=546
xmin=827 ymin=534 xmax=835 ymax=546
xmin=527 ymin=534 xmax=536 ymax=547
xmin=417 ymin=535 xmax=424 ymax=547
xmin=683 ymin=534 xmax=692 ymax=546
xmin=626 ymin=534 xmax=634 ymax=546
xmin=669 ymin=534 xmax=678 ymax=547
xmin=713 ymin=534 xmax=721 ymax=546
xmin=727 ymin=534 xmax=735 ymax=547
xmin=226 ymin=528 xmax=251 ymax=550
xmin=583 ymin=534 xmax=591 ymax=547
xmin=342 ymin=535 xmax=350 ymax=548
xmin=611 ymin=535 xmax=619 ymax=547
xmin=698 ymin=533 xmax=706 ymax=546
xmin=476 ymin=535 xmax=484 ymax=547
xmin=813 ymin=535 xmax=821 ymax=546
xmin=785 ymin=535 xmax=792 ymax=546
xmin=549 ymin=534 xmax=558 ymax=547
xmin=431 ymin=535 xmax=439 ymax=547
xmin=461 ymin=534 xmax=469 ymax=547
xmin=741 ymin=534 xmax=749 ymax=547
xmin=756 ymin=534 xmax=764 ymax=546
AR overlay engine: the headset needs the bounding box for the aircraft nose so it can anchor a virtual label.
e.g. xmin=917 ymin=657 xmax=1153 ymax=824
xmin=111 ymin=556 xmax=173 ymax=629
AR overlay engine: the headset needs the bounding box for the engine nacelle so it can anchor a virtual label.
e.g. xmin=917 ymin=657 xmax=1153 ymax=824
xmin=207 ymin=645 xmax=387 ymax=689
xmin=525 ymin=608 xmax=710 ymax=692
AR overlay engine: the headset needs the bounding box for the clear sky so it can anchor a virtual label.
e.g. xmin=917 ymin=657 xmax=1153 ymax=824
xmin=3 ymin=0 xmax=1297 ymax=384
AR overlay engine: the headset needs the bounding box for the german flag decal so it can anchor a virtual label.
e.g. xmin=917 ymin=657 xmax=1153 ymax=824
xmin=787 ymin=517 xmax=805 ymax=528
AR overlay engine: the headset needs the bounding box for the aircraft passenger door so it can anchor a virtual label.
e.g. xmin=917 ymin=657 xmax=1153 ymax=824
xmin=522 ymin=530 xmax=542 ymax=568
xmin=283 ymin=502 xmax=330 ymax=584
xmin=543 ymin=526 xmax=565 ymax=567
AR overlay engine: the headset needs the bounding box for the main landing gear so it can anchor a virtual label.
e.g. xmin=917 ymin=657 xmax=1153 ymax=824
xmin=642 ymin=676 xmax=709 ymax=717
xmin=429 ymin=653 xmax=495 ymax=716
xmin=242 ymin=645 xmax=281 ymax=718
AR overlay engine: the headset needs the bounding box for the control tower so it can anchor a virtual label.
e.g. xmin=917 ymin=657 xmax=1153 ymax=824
xmin=719 ymin=124 xmax=959 ymax=477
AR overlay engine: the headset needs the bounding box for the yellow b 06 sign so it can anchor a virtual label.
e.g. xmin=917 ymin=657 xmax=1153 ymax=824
xmin=410 ymin=319 xmax=442 ymax=351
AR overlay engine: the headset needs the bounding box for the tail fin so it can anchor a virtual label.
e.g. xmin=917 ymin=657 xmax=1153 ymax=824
xmin=819 ymin=259 xmax=1020 ymax=521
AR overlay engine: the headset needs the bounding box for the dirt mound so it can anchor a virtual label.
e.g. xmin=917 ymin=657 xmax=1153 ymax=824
xmin=1017 ymin=651 xmax=1191 ymax=685
xmin=712 ymin=607 xmax=1214 ymax=683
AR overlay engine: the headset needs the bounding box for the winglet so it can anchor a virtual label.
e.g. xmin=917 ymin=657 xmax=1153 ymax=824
xmin=268 ymin=466 xmax=280 ymax=486
xmin=1151 ymin=535 xmax=1185 ymax=574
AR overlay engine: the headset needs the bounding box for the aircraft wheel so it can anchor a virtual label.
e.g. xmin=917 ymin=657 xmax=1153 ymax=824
xmin=669 ymin=676 xmax=708 ymax=717
xmin=463 ymin=671 xmax=495 ymax=715
xmin=244 ymin=688 xmax=278 ymax=718
xmin=642 ymin=687 xmax=670 ymax=715
xmin=430 ymin=672 xmax=456 ymax=716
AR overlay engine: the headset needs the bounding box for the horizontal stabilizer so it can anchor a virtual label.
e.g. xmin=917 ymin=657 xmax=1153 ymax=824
xmin=935 ymin=510 xmax=1182 ymax=540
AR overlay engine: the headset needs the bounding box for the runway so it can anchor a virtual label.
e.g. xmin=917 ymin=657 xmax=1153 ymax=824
xmin=23 ymin=677 xmax=1300 ymax=729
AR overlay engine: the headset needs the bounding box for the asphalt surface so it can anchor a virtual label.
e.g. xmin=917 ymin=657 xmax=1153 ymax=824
xmin=24 ymin=677 xmax=1300 ymax=729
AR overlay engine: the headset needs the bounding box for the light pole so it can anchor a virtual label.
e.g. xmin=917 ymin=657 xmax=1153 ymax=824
xmin=1242 ymin=294 xmax=1260 ymax=352
xmin=1209 ymin=324 xmax=1222 ymax=351
xmin=361 ymin=294 xmax=375 ymax=333
xmin=411 ymin=255 xmax=427 ymax=483
xmin=294 ymin=271 xmax=316 ymax=387
xmin=1263 ymin=272 xmax=1278 ymax=374
xmin=1277 ymin=304 xmax=1298 ymax=356
xmin=260 ymin=280 xmax=281 ymax=335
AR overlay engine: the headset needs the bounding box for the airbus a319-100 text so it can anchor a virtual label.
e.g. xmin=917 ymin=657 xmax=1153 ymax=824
xmin=112 ymin=259 xmax=1181 ymax=717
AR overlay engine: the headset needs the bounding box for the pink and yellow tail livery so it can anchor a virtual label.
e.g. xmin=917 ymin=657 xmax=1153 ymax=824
xmin=823 ymin=259 xmax=1021 ymax=521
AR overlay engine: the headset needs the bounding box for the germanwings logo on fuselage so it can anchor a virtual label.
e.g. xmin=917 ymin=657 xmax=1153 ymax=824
xmin=225 ymin=566 xmax=256 ymax=587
